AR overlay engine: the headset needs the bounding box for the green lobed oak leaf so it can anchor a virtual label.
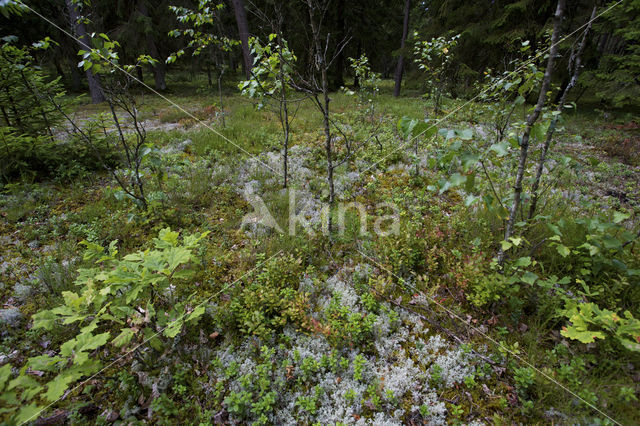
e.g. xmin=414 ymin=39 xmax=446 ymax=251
xmin=112 ymin=328 xmax=136 ymax=347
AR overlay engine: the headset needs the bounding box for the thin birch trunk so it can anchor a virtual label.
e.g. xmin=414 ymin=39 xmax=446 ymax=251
xmin=497 ymin=0 xmax=565 ymax=265
xmin=528 ymin=5 xmax=596 ymax=220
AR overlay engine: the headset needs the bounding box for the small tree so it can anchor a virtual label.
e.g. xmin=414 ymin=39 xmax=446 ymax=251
xmin=168 ymin=0 xmax=239 ymax=124
xmin=0 ymin=37 xmax=62 ymax=139
xmin=497 ymin=0 xmax=566 ymax=265
xmin=299 ymin=0 xmax=351 ymax=233
xmin=476 ymin=39 xmax=543 ymax=145
xmin=0 ymin=37 xmax=72 ymax=181
xmin=528 ymin=6 xmax=597 ymax=220
xmin=51 ymin=34 xmax=157 ymax=210
xmin=238 ymin=34 xmax=299 ymax=188
xmin=347 ymin=54 xmax=380 ymax=119
xmin=344 ymin=54 xmax=385 ymax=157
xmin=65 ymin=0 xmax=106 ymax=103
xmin=413 ymin=33 xmax=460 ymax=117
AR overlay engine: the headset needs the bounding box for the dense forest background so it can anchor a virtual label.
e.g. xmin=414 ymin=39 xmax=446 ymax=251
xmin=1 ymin=0 xmax=638 ymax=109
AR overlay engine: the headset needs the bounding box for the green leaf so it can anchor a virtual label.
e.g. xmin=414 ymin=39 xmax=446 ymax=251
xmin=164 ymin=319 xmax=184 ymax=338
xmin=602 ymin=235 xmax=622 ymax=250
xmin=546 ymin=223 xmax=562 ymax=236
xmin=14 ymin=403 xmax=42 ymax=424
xmin=621 ymin=339 xmax=640 ymax=352
xmin=561 ymin=326 xmax=605 ymax=344
xmin=556 ymin=245 xmax=571 ymax=257
xmin=514 ymin=257 xmax=532 ymax=267
xmin=44 ymin=373 xmax=76 ymax=401
xmin=165 ymin=246 xmax=193 ymax=272
xmin=32 ymin=310 xmax=58 ymax=330
xmin=509 ymin=237 xmax=522 ymax=246
xmin=0 ymin=364 xmax=11 ymax=389
xmin=397 ymin=117 xmax=417 ymax=139
xmin=27 ymin=355 xmax=63 ymax=372
xmin=489 ymin=141 xmax=509 ymax=157
xmin=154 ymin=227 xmax=179 ymax=249
xmin=613 ymin=211 xmax=630 ymax=224
xmin=186 ymin=305 xmax=205 ymax=323
xmin=143 ymin=327 xmax=164 ymax=351
xmin=500 ymin=240 xmax=513 ymax=251
xmin=461 ymin=153 xmax=480 ymax=170
xmin=464 ymin=195 xmax=480 ymax=207
xmin=521 ymin=271 xmax=538 ymax=285
xmin=450 ymin=172 xmax=467 ymax=186
xmin=112 ymin=328 xmax=136 ymax=347
xmin=458 ymin=128 xmax=473 ymax=140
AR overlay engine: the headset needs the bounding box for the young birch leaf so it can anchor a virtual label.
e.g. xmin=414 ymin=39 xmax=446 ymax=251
xmin=521 ymin=271 xmax=538 ymax=285
xmin=556 ymin=245 xmax=571 ymax=257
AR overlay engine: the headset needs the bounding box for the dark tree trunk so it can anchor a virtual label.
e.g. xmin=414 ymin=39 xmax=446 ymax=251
xmin=137 ymin=1 xmax=167 ymax=91
xmin=69 ymin=61 xmax=82 ymax=92
xmin=393 ymin=0 xmax=411 ymax=97
xmin=332 ymin=0 xmax=346 ymax=89
xmin=137 ymin=65 xmax=144 ymax=83
xmin=54 ymin=58 xmax=66 ymax=81
xmin=65 ymin=0 xmax=105 ymax=103
xmin=228 ymin=53 xmax=235 ymax=73
xmin=553 ymin=77 xmax=569 ymax=104
xmin=231 ymin=0 xmax=252 ymax=79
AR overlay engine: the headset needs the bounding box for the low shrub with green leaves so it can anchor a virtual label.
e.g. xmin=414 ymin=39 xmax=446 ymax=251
xmin=0 ymin=228 xmax=208 ymax=424
xmin=227 ymin=254 xmax=308 ymax=340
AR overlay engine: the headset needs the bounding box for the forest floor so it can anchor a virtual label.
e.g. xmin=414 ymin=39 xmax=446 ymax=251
xmin=1 ymin=77 xmax=640 ymax=424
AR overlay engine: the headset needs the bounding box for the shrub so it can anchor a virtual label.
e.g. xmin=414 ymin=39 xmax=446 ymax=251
xmin=0 ymin=228 xmax=208 ymax=424
xmin=0 ymin=126 xmax=116 ymax=183
xmin=228 ymin=255 xmax=308 ymax=340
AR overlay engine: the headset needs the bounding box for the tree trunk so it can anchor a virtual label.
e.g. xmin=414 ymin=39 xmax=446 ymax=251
xmin=65 ymin=0 xmax=105 ymax=103
xmin=68 ymin=60 xmax=82 ymax=92
xmin=332 ymin=0 xmax=346 ymax=89
xmin=231 ymin=0 xmax=252 ymax=79
xmin=218 ymin=67 xmax=226 ymax=128
xmin=54 ymin=58 xmax=66 ymax=81
xmin=137 ymin=1 xmax=167 ymax=91
xmin=282 ymin=87 xmax=290 ymax=188
xmin=137 ymin=65 xmax=144 ymax=83
xmin=307 ymin=0 xmax=335 ymax=231
xmin=497 ymin=0 xmax=565 ymax=265
xmin=393 ymin=0 xmax=411 ymax=97
xmin=528 ymin=5 xmax=595 ymax=220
